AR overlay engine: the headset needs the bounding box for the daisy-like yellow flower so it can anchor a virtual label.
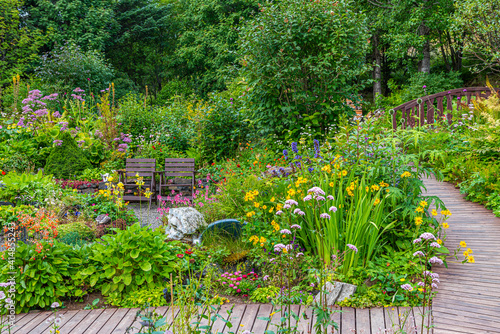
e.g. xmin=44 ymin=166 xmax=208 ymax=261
xmin=419 ymin=201 xmax=428 ymax=207
xmin=270 ymin=197 xmax=275 ymax=202
xmin=342 ymin=170 xmax=348 ymax=176
xmin=415 ymin=207 xmax=424 ymax=213
xmin=431 ymin=209 xmax=437 ymax=216
xmin=401 ymin=171 xmax=412 ymax=178
xmin=329 ymin=182 xmax=334 ymax=187
xmin=254 ymin=202 xmax=260 ymax=208
xmin=467 ymin=256 xmax=475 ymax=263
xmin=400 ymin=278 xmax=405 ymax=282
xmin=374 ymin=198 xmax=380 ymax=206
xmin=437 ymin=239 xmax=443 ymax=245
xmin=467 ymin=248 xmax=473 ymax=254
xmin=262 ymin=205 xmax=267 ymax=210
xmin=441 ymin=209 xmax=452 ymax=216
xmin=442 ymin=222 xmax=449 ymax=229
xmin=463 ymin=251 xmax=469 ymax=257
xmin=459 ymin=241 xmax=467 ymax=247
xmin=415 ymin=217 xmax=423 ymax=226
xmin=269 ymin=207 xmax=274 ymax=213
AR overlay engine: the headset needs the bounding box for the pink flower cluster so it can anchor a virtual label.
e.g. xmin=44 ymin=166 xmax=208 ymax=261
xmin=218 ymin=271 xmax=259 ymax=293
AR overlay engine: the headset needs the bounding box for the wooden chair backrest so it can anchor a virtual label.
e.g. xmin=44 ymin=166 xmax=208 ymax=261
xmin=124 ymin=159 xmax=156 ymax=182
xmin=164 ymin=158 xmax=195 ymax=177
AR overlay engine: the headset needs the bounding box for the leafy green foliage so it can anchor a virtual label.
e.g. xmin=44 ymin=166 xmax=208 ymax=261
xmin=239 ymin=0 xmax=371 ymax=138
xmin=453 ymin=0 xmax=500 ymax=73
xmin=23 ymin=0 xmax=115 ymax=52
xmin=35 ymin=43 xmax=114 ymax=94
xmin=79 ymin=224 xmax=184 ymax=300
xmin=169 ymin=0 xmax=259 ymax=95
xmin=0 ymin=0 xmax=44 ymax=87
xmin=0 ymin=170 xmax=58 ymax=205
xmin=0 ymin=242 xmax=88 ymax=313
xmin=107 ymin=287 xmax=168 ymax=307
xmin=44 ymin=132 xmax=92 ymax=179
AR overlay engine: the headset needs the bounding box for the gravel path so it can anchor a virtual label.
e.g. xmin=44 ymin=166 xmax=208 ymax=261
xmin=129 ymin=204 xmax=164 ymax=230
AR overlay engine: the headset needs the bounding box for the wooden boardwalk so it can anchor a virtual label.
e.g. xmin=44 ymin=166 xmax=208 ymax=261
xmin=424 ymin=177 xmax=500 ymax=334
xmin=10 ymin=305 xmax=431 ymax=334
xmin=5 ymin=304 xmax=427 ymax=334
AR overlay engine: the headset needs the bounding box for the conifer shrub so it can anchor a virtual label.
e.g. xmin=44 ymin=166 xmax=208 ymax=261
xmin=44 ymin=132 xmax=91 ymax=179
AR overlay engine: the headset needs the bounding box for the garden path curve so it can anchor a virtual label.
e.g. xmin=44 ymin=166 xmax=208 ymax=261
xmin=424 ymin=176 xmax=500 ymax=334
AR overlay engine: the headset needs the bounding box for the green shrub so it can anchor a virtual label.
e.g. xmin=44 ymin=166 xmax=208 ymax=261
xmin=239 ymin=0 xmax=371 ymax=138
xmin=57 ymin=221 xmax=95 ymax=241
xmin=79 ymin=223 xmax=186 ymax=300
xmin=107 ymin=287 xmax=167 ymax=307
xmin=44 ymin=132 xmax=92 ymax=179
xmin=0 ymin=170 xmax=58 ymax=205
xmin=0 ymin=242 xmax=89 ymax=313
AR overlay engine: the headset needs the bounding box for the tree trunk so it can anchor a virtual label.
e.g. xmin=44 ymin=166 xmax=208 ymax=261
xmin=420 ymin=39 xmax=431 ymax=73
xmin=372 ymin=34 xmax=382 ymax=98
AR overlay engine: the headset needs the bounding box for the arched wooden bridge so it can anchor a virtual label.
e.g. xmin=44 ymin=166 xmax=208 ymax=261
xmin=391 ymin=86 xmax=500 ymax=129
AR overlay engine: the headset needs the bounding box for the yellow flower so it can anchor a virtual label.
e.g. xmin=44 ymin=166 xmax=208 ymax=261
xmin=415 ymin=207 xmax=424 ymax=213
xmin=270 ymin=312 xmax=276 ymax=317
xmin=459 ymin=241 xmax=467 ymax=247
xmin=373 ymin=198 xmax=380 ymax=206
xmin=419 ymin=201 xmax=428 ymax=207
xmin=467 ymin=248 xmax=473 ymax=254
xmin=401 ymin=171 xmax=411 ymax=178
xmin=371 ymin=184 xmax=380 ymax=191
xmin=329 ymin=182 xmax=334 ymax=187
xmin=415 ymin=217 xmax=423 ymax=226
xmin=262 ymin=205 xmax=267 ymax=210
xmin=400 ymin=278 xmax=405 ymax=282
xmin=442 ymin=223 xmax=449 ymax=229
xmin=342 ymin=170 xmax=347 ymax=176
xmin=437 ymin=239 xmax=442 ymax=245
xmin=254 ymin=202 xmax=260 ymax=208
xmin=108 ymin=176 xmax=114 ymax=182
xmin=260 ymin=236 xmax=266 ymax=243
xmin=467 ymin=256 xmax=475 ymax=263
xmin=270 ymin=197 xmax=275 ymax=202
xmin=441 ymin=209 xmax=452 ymax=216
xmin=431 ymin=209 xmax=437 ymax=216
xmin=463 ymin=251 xmax=469 ymax=257
xmin=418 ymin=288 xmax=424 ymax=292
xmin=269 ymin=207 xmax=274 ymax=213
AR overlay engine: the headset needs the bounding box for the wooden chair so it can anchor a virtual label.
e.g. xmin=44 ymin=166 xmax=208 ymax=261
xmin=157 ymin=158 xmax=195 ymax=205
xmin=118 ymin=158 xmax=156 ymax=207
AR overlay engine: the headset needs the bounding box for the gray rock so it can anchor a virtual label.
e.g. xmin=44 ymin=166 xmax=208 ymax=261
xmin=96 ymin=214 xmax=111 ymax=225
xmin=314 ymin=281 xmax=357 ymax=306
xmin=165 ymin=207 xmax=206 ymax=241
xmin=337 ymin=282 xmax=357 ymax=303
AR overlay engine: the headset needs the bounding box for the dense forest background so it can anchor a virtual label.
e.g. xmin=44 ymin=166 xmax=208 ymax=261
xmin=1 ymin=0 xmax=499 ymax=121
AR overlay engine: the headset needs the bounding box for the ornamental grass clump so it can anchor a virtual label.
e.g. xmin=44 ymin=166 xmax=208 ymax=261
xmin=278 ymin=172 xmax=396 ymax=275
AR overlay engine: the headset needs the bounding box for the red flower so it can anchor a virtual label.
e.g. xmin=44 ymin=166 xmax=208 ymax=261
xmin=173 ymin=137 xmax=176 ymax=139
xmin=185 ymin=249 xmax=193 ymax=255
xmin=152 ymin=145 xmax=156 ymax=150
xmin=1 ymin=171 xmax=5 ymax=175
xmin=189 ymin=258 xmax=195 ymax=264
xmin=212 ymin=162 xmax=215 ymax=166
xmin=177 ymin=254 xmax=184 ymax=259
xmin=237 ymin=164 xmax=241 ymax=168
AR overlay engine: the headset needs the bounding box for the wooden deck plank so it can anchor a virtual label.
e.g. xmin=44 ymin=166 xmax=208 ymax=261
xmin=340 ymin=307 xmax=355 ymax=334
xmin=29 ymin=310 xmax=72 ymax=334
xmin=13 ymin=311 xmax=53 ymax=334
xmin=238 ymin=304 xmax=259 ymax=332
xmin=38 ymin=310 xmax=80 ymax=334
xmin=66 ymin=309 xmax=105 ymax=334
xmin=355 ymin=308 xmax=370 ymax=334
xmin=370 ymin=307 xmax=385 ymax=334
xmin=384 ymin=306 xmax=400 ymax=332
xmin=110 ymin=308 xmax=143 ymax=334
xmin=297 ymin=306 xmax=313 ymax=334
xmin=10 ymin=312 xmax=40 ymax=333
xmin=77 ymin=308 xmax=118 ymax=334
xmin=211 ymin=304 xmax=233 ymax=333
xmin=224 ymin=304 xmax=246 ymax=332
xmin=250 ymin=304 xmax=272 ymax=333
